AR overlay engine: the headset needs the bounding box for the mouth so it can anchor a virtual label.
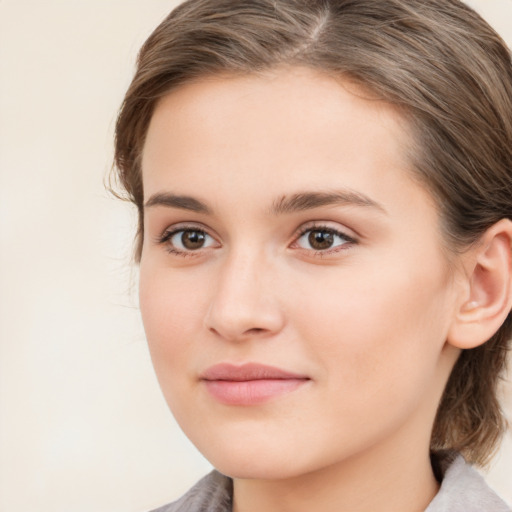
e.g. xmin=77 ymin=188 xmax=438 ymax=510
xmin=200 ymin=363 xmax=310 ymax=406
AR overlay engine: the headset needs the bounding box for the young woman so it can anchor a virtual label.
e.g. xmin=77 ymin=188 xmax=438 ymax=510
xmin=114 ymin=1 xmax=512 ymax=510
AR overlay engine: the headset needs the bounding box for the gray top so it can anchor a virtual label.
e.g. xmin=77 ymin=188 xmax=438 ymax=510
xmin=150 ymin=455 xmax=510 ymax=512
xmin=425 ymin=455 xmax=510 ymax=512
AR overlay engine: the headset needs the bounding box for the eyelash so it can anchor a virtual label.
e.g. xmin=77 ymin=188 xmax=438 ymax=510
xmin=292 ymin=223 xmax=357 ymax=256
xmin=157 ymin=225 xmax=216 ymax=257
xmin=156 ymin=223 xmax=357 ymax=257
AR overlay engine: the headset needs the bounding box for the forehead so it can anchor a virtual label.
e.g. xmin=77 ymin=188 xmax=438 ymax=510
xmin=142 ymin=67 xmax=415 ymax=195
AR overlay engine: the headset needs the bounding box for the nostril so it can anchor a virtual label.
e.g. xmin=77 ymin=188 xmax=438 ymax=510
xmin=245 ymin=327 xmax=266 ymax=335
xmin=208 ymin=326 xmax=221 ymax=336
xmin=208 ymin=325 xmax=267 ymax=340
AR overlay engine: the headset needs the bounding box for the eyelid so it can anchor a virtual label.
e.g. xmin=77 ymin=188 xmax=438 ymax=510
xmin=156 ymin=222 xmax=221 ymax=255
xmin=155 ymin=221 xmax=213 ymax=240
xmin=293 ymin=220 xmax=357 ymax=240
xmin=290 ymin=221 xmax=358 ymax=253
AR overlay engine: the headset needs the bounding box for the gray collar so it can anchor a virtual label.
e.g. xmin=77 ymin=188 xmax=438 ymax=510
xmin=426 ymin=454 xmax=510 ymax=511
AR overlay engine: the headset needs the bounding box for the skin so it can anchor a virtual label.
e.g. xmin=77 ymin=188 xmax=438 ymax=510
xmin=139 ymin=67 xmax=467 ymax=512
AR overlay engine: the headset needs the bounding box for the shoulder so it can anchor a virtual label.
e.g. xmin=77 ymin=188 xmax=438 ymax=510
xmin=426 ymin=453 xmax=510 ymax=512
xmin=148 ymin=471 xmax=233 ymax=512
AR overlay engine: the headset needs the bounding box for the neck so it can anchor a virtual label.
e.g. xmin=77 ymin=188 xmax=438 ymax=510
xmin=233 ymin=443 xmax=438 ymax=512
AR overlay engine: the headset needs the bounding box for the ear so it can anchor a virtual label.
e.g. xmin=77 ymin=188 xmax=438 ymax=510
xmin=447 ymin=219 xmax=512 ymax=349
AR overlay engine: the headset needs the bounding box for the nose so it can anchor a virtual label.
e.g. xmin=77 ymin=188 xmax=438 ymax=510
xmin=204 ymin=249 xmax=285 ymax=342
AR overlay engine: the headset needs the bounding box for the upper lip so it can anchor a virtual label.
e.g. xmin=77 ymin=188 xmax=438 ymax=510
xmin=200 ymin=363 xmax=309 ymax=381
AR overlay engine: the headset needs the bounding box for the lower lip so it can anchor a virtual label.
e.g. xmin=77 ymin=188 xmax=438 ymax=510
xmin=203 ymin=379 xmax=308 ymax=406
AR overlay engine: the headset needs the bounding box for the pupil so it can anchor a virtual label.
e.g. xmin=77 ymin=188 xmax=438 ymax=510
xmin=182 ymin=231 xmax=205 ymax=249
xmin=308 ymin=230 xmax=334 ymax=250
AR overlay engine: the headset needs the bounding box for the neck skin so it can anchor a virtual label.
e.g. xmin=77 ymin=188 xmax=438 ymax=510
xmin=232 ymin=346 xmax=459 ymax=512
xmin=233 ymin=427 xmax=438 ymax=512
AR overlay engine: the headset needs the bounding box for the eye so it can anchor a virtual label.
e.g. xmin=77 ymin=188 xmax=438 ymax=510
xmin=294 ymin=226 xmax=355 ymax=252
xmin=159 ymin=227 xmax=218 ymax=254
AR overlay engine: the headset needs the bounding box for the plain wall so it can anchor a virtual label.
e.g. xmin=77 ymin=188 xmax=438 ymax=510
xmin=0 ymin=1 xmax=511 ymax=510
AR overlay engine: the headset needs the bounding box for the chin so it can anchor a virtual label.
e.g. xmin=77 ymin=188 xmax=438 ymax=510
xmin=191 ymin=431 xmax=338 ymax=482
xmin=209 ymin=453 xmax=304 ymax=481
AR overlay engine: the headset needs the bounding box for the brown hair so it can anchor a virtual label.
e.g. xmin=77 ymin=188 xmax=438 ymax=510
xmin=113 ymin=0 xmax=512 ymax=465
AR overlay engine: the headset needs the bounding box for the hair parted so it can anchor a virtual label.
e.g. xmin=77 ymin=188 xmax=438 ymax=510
xmin=114 ymin=0 xmax=512 ymax=466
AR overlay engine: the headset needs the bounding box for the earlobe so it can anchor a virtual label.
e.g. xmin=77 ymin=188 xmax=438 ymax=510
xmin=448 ymin=219 xmax=512 ymax=350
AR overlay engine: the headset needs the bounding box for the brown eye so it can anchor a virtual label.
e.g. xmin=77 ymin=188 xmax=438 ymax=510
xmin=181 ymin=230 xmax=206 ymax=250
xmin=164 ymin=228 xmax=217 ymax=253
xmin=308 ymin=230 xmax=334 ymax=250
xmin=295 ymin=227 xmax=353 ymax=252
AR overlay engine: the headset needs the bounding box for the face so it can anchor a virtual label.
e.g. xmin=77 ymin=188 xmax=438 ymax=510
xmin=139 ymin=68 xmax=461 ymax=480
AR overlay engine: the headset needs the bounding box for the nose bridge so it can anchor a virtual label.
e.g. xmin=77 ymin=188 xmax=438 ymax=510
xmin=205 ymin=244 xmax=283 ymax=340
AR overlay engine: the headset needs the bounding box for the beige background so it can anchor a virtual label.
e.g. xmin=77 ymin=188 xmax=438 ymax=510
xmin=0 ymin=1 xmax=511 ymax=511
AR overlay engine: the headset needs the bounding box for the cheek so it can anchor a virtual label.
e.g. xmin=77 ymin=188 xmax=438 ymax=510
xmin=139 ymin=264 xmax=208 ymax=378
xmin=293 ymin=259 xmax=453 ymax=398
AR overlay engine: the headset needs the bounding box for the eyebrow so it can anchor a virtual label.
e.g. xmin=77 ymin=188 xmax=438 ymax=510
xmin=144 ymin=189 xmax=386 ymax=216
xmin=270 ymin=190 xmax=386 ymax=215
xmin=144 ymin=192 xmax=211 ymax=214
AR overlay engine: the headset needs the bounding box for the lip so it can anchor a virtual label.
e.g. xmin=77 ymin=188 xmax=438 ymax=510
xmin=200 ymin=363 xmax=310 ymax=406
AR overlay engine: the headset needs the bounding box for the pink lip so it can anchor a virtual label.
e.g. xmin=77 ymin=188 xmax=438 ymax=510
xmin=200 ymin=363 xmax=310 ymax=406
